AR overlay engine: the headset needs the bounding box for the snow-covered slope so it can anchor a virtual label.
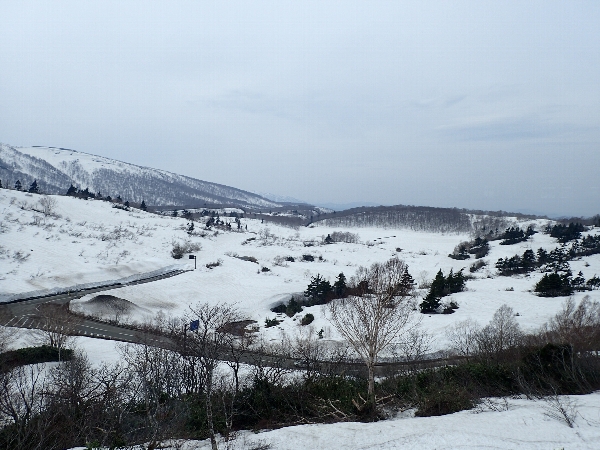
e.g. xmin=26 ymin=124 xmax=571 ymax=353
xmin=0 ymin=143 xmax=281 ymax=208
xmin=2 ymin=189 xmax=599 ymax=353
xmin=132 ymin=392 xmax=600 ymax=450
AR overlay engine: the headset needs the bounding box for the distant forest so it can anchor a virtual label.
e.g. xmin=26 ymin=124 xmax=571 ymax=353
xmin=312 ymin=205 xmax=524 ymax=234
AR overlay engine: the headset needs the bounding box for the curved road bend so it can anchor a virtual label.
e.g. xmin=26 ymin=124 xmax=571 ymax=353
xmin=0 ymin=269 xmax=463 ymax=374
xmin=0 ymin=268 xmax=189 ymax=346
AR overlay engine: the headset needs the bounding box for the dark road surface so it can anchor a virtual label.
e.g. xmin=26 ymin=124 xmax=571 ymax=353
xmin=0 ymin=269 xmax=188 ymax=346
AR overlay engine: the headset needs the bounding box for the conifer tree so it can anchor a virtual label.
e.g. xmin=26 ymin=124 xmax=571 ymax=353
xmin=535 ymin=272 xmax=573 ymax=297
xmin=304 ymin=274 xmax=332 ymax=305
xmin=28 ymin=180 xmax=39 ymax=193
xmin=14 ymin=180 xmax=22 ymax=190
xmin=141 ymin=200 xmax=147 ymax=211
xmin=333 ymin=272 xmax=347 ymax=297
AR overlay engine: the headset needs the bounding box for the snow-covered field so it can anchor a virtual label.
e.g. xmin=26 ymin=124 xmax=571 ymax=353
xmin=2 ymin=188 xmax=600 ymax=448
xmin=2 ymin=189 xmax=600 ymax=353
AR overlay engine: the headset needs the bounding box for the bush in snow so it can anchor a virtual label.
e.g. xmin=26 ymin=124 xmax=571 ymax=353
xmin=300 ymin=313 xmax=314 ymax=326
xmin=170 ymin=239 xmax=202 ymax=259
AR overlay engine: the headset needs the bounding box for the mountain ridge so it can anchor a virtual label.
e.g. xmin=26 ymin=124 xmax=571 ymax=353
xmin=0 ymin=144 xmax=283 ymax=209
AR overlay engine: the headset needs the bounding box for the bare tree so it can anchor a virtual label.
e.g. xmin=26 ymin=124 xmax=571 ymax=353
xmin=394 ymin=325 xmax=433 ymax=371
xmin=445 ymin=318 xmax=481 ymax=361
xmin=31 ymin=304 xmax=80 ymax=361
xmin=293 ymin=326 xmax=326 ymax=381
xmin=476 ymin=304 xmax=522 ymax=358
xmin=183 ymin=303 xmax=241 ymax=450
xmin=38 ymin=195 xmax=58 ymax=217
xmin=0 ymin=364 xmax=48 ymax=449
xmin=542 ymin=393 xmax=579 ymax=428
xmin=548 ymin=296 xmax=600 ymax=351
xmin=326 ymin=257 xmax=417 ymax=407
xmin=119 ymin=341 xmax=187 ymax=448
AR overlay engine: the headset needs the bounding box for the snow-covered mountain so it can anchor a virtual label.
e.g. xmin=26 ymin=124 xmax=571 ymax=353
xmin=0 ymin=144 xmax=283 ymax=209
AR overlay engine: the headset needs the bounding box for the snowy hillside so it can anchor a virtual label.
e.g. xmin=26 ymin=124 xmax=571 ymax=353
xmin=0 ymin=143 xmax=282 ymax=208
xmin=2 ymin=188 xmax=599 ymax=353
xmin=3 ymin=188 xmax=600 ymax=450
xmin=94 ymin=393 xmax=600 ymax=450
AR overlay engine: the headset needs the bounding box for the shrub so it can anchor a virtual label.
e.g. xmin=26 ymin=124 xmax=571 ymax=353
xmin=302 ymin=254 xmax=315 ymax=262
xmin=238 ymin=255 xmax=258 ymax=263
xmin=264 ymin=317 xmax=282 ymax=328
xmin=301 ymin=313 xmax=314 ymax=326
xmin=0 ymin=346 xmax=73 ymax=369
xmin=449 ymin=242 xmax=470 ymax=260
xmin=271 ymin=304 xmax=287 ymax=314
xmin=171 ymin=240 xmax=202 ymax=259
xmin=206 ymin=260 xmax=222 ymax=269
xmin=271 ymin=297 xmax=305 ymax=316
xmin=415 ymin=383 xmax=473 ymax=417
xmin=329 ymin=231 xmax=360 ymax=244
xmin=285 ymin=297 xmax=303 ymax=316
xmin=470 ymin=260 xmax=487 ymax=273
xmin=273 ymin=256 xmax=288 ymax=266
xmin=469 ymin=238 xmax=490 ymax=259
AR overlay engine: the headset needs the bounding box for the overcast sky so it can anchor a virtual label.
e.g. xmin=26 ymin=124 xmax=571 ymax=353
xmin=1 ymin=1 xmax=599 ymax=216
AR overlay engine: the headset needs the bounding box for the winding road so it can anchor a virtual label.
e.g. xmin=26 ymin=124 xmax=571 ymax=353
xmin=0 ymin=268 xmax=188 ymax=345
xmin=0 ymin=268 xmax=461 ymax=375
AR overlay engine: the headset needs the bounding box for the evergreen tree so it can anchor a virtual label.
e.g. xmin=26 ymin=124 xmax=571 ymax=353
xmin=304 ymin=274 xmax=332 ymax=305
xmin=0 ymin=179 xmax=2 ymax=188
xmin=124 ymin=201 xmax=130 ymax=207
xmin=140 ymin=200 xmax=147 ymax=211
xmin=398 ymin=270 xmax=415 ymax=296
xmin=28 ymin=180 xmax=39 ymax=193
xmin=333 ymin=272 xmax=347 ymax=297
xmin=535 ymin=271 xmax=573 ymax=297
xmin=420 ymin=292 xmax=441 ymax=313
xmin=429 ymin=269 xmax=446 ymax=298
xmin=537 ymin=248 xmax=549 ymax=265
xmin=522 ymin=249 xmax=536 ymax=270
xmin=66 ymin=184 xmax=77 ymax=196
xmin=420 ymin=269 xmax=464 ymax=313
xmin=14 ymin=180 xmax=22 ymax=190
xmin=446 ymin=269 xmax=465 ymax=294
xmin=187 ymin=222 xmax=195 ymax=234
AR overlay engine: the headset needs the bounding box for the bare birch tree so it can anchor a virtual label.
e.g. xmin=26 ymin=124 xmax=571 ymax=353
xmin=326 ymin=257 xmax=416 ymax=407
xmin=183 ymin=303 xmax=241 ymax=450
